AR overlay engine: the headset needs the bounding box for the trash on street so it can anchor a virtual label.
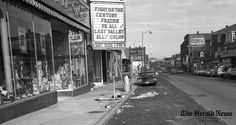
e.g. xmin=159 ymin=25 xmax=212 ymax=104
xmin=130 ymin=91 xmax=159 ymax=99
xmin=116 ymin=108 xmax=124 ymax=114
xmin=95 ymin=97 xmax=112 ymax=101
xmin=122 ymin=104 xmax=134 ymax=108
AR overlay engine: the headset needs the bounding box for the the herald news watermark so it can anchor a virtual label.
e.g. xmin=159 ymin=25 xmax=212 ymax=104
xmin=180 ymin=109 xmax=233 ymax=123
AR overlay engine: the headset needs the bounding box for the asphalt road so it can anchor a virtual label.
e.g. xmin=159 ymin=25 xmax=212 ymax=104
xmin=106 ymin=75 xmax=228 ymax=125
xmin=162 ymin=73 xmax=236 ymax=125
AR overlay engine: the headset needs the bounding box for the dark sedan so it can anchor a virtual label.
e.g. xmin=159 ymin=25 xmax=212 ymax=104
xmin=135 ymin=71 xmax=158 ymax=86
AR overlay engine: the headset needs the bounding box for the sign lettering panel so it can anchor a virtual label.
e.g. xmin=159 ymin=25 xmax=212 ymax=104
xmin=91 ymin=2 xmax=125 ymax=50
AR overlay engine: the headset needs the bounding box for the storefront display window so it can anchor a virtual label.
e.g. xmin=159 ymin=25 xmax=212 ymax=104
xmin=33 ymin=14 xmax=54 ymax=93
xmin=1 ymin=2 xmax=55 ymax=104
xmin=52 ymin=19 xmax=87 ymax=90
xmin=0 ymin=0 xmax=9 ymax=105
xmin=52 ymin=19 xmax=71 ymax=90
xmin=8 ymin=3 xmax=36 ymax=100
xmin=1 ymin=0 xmax=89 ymax=105
xmin=69 ymin=30 xmax=86 ymax=87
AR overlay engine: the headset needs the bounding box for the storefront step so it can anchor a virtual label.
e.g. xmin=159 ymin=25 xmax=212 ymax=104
xmin=0 ymin=91 xmax=58 ymax=124
xmin=57 ymin=85 xmax=91 ymax=96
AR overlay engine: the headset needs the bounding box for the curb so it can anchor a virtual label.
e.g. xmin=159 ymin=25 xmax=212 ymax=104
xmin=94 ymin=85 xmax=138 ymax=125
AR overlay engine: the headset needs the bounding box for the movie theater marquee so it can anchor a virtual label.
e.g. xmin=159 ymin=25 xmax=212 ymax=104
xmin=90 ymin=2 xmax=126 ymax=50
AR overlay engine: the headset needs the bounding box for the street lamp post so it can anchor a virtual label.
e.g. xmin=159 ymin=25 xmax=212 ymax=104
xmin=141 ymin=30 xmax=152 ymax=69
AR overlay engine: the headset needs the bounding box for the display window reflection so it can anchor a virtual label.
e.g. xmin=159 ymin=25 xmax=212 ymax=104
xmin=69 ymin=29 xmax=86 ymax=87
xmin=52 ymin=20 xmax=87 ymax=90
xmin=52 ymin=19 xmax=71 ymax=90
xmin=0 ymin=0 xmax=8 ymax=105
xmin=33 ymin=14 xmax=54 ymax=93
xmin=4 ymin=2 xmax=55 ymax=104
xmin=8 ymin=4 xmax=36 ymax=100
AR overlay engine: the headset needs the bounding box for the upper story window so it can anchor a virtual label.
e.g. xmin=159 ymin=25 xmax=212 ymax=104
xmin=225 ymin=31 xmax=236 ymax=43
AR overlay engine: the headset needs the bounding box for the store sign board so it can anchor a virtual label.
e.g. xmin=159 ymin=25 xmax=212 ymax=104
xmin=93 ymin=43 xmax=124 ymax=49
xmin=66 ymin=0 xmax=90 ymax=27
xmin=189 ymin=35 xmax=205 ymax=47
xmin=69 ymin=31 xmax=83 ymax=43
xmin=200 ymin=51 xmax=204 ymax=57
xmin=90 ymin=0 xmax=125 ymax=2
xmin=130 ymin=47 xmax=144 ymax=61
xmin=221 ymin=49 xmax=236 ymax=57
xmin=91 ymin=2 xmax=125 ymax=50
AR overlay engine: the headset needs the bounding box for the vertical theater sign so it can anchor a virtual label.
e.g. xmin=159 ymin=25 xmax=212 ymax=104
xmin=90 ymin=0 xmax=126 ymax=50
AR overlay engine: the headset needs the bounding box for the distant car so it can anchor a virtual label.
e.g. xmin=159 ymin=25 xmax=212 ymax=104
xmin=135 ymin=71 xmax=158 ymax=86
xmin=217 ymin=66 xmax=228 ymax=78
xmin=210 ymin=68 xmax=217 ymax=77
xmin=170 ymin=68 xmax=184 ymax=74
xmin=228 ymin=68 xmax=236 ymax=78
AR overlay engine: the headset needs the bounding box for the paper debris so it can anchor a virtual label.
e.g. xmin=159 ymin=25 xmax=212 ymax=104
xmin=130 ymin=91 xmax=159 ymax=99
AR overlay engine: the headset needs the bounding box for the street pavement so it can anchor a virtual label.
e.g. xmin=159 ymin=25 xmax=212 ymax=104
xmin=162 ymin=73 xmax=236 ymax=125
xmin=2 ymin=79 xmax=137 ymax=125
xmin=107 ymin=75 xmax=228 ymax=125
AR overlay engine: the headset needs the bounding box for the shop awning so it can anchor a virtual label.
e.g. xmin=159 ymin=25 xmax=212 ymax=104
xmin=121 ymin=48 xmax=130 ymax=60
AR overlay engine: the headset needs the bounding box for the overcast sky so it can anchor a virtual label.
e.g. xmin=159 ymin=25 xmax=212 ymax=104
xmin=125 ymin=0 xmax=236 ymax=59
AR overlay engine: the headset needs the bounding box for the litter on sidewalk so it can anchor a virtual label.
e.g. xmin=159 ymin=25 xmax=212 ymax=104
xmin=95 ymin=91 xmax=126 ymax=101
xmin=104 ymin=105 xmax=112 ymax=109
xmin=103 ymin=101 xmax=116 ymax=109
xmin=130 ymin=91 xmax=159 ymax=99
xmin=95 ymin=97 xmax=113 ymax=101
xmin=111 ymin=92 xmax=122 ymax=98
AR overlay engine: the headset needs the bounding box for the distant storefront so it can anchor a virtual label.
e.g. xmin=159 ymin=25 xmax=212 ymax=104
xmin=129 ymin=47 xmax=145 ymax=73
xmin=221 ymin=49 xmax=236 ymax=68
xmin=0 ymin=0 xmax=90 ymax=123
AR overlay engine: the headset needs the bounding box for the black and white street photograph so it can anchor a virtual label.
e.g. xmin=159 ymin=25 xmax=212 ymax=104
xmin=0 ymin=0 xmax=236 ymax=125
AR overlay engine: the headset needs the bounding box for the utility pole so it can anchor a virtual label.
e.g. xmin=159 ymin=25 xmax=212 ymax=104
xmin=141 ymin=31 xmax=152 ymax=69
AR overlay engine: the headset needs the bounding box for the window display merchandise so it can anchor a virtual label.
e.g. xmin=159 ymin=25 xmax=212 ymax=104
xmin=52 ymin=22 xmax=87 ymax=90
xmin=0 ymin=2 xmax=55 ymax=105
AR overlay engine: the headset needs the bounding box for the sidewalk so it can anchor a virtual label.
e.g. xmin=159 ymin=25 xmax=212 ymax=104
xmin=2 ymin=79 xmax=137 ymax=125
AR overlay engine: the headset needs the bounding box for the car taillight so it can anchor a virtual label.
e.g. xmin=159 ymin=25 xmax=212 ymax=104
xmin=153 ymin=78 xmax=158 ymax=81
xmin=137 ymin=79 xmax=142 ymax=82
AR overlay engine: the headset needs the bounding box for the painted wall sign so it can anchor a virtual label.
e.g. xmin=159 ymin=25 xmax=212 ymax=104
xmin=189 ymin=34 xmax=205 ymax=47
xmin=91 ymin=2 xmax=125 ymax=50
xmin=66 ymin=0 xmax=90 ymax=27
xmin=221 ymin=49 xmax=236 ymax=57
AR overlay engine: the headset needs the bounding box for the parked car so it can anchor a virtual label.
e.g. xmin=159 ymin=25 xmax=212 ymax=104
xmin=226 ymin=68 xmax=236 ymax=78
xmin=193 ymin=69 xmax=211 ymax=76
xmin=210 ymin=68 xmax=217 ymax=77
xmin=203 ymin=69 xmax=211 ymax=76
xmin=217 ymin=66 xmax=228 ymax=78
xmin=170 ymin=68 xmax=184 ymax=74
xmin=135 ymin=71 xmax=158 ymax=86
xmin=197 ymin=70 xmax=205 ymax=76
